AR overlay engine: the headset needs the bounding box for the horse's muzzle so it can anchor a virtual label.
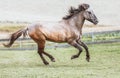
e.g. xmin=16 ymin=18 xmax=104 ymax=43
xmin=94 ymin=20 xmax=99 ymax=25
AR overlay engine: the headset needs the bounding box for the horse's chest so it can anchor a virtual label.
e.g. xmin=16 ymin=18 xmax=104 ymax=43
xmin=73 ymin=32 xmax=80 ymax=40
xmin=66 ymin=30 xmax=80 ymax=41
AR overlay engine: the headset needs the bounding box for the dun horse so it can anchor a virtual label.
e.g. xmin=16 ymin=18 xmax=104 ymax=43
xmin=3 ymin=3 xmax=98 ymax=65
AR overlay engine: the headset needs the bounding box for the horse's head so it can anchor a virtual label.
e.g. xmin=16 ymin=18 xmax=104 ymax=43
xmin=63 ymin=3 xmax=98 ymax=25
xmin=80 ymin=4 xmax=98 ymax=25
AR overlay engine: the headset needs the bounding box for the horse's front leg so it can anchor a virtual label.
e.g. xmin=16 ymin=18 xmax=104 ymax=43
xmin=68 ymin=40 xmax=83 ymax=59
xmin=77 ymin=41 xmax=90 ymax=62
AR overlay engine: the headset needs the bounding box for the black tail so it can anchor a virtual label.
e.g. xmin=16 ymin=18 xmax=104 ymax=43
xmin=3 ymin=27 xmax=28 ymax=47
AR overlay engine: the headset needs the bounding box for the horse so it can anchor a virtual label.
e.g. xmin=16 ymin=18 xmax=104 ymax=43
xmin=3 ymin=3 xmax=98 ymax=65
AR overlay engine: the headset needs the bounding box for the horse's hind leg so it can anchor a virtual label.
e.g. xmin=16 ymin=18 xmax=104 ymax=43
xmin=37 ymin=42 xmax=49 ymax=65
xmin=37 ymin=42 xmax=55 ymax=65
xmin=69 ymin=40 xmax=83 ymax=59
xmin=77 ymin=41 xmax=90 ymax=62
xmin=42 ymin=52 xmax=55 ymax=62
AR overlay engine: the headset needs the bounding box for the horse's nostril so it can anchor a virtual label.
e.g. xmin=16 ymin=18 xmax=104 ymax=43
xmin=95 ymin=21 xmax=98 ymax=24
xmin=96 ymin=20 xmax=99 ymax=23
xmin=93 ymin=20 xmax=98 ymax=25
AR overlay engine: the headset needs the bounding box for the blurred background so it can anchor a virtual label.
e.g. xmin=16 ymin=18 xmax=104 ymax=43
xmin=0 ymin=0 xmax=120 ymax=49
xmin=0 ymin=0 xmax=120 ymax=26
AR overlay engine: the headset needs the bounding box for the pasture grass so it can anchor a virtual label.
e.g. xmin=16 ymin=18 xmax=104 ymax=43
xmin=82 ymin=32 xmax=120 ymax=42
xmin=0 ymin=42 xmax=120 ymax=78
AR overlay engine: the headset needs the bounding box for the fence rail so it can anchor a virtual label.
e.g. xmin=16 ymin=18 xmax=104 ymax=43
xmin=0 ymin=30 xmax=120 ymax=50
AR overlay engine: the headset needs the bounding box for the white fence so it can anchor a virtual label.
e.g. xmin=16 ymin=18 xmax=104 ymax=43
xmin=0 ymin=30 xmax=120 ymax=50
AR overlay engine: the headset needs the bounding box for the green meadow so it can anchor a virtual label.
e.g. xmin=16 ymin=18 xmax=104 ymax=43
xmin=0 ymin=42 xmax=120 ymax=78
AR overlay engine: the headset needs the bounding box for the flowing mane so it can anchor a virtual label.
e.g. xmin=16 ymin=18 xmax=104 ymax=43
xmin=63 ymin=3 xmax=90 ymax=20
xmin=63 ymin=7 xmax=81 ymax=20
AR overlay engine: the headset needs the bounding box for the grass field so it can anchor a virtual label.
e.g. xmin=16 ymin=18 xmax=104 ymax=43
xmin=0 ymin=42 xmax=120 ymax=78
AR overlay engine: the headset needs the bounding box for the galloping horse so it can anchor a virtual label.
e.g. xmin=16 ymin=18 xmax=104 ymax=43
xmin=3 ymin=3 xmax=98 ymax=65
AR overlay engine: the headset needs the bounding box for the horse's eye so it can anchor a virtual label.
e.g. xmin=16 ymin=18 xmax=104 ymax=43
xmin=88 ymin=12 xmax=91 ymax=14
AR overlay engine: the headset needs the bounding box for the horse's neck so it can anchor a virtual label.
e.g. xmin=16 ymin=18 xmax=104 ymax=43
xmin=69 ymin=13 xmax=85 ymax=34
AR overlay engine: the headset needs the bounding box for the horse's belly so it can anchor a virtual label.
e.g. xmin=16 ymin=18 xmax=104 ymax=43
xmin=45 ymin=33 xmax=67 ymax=43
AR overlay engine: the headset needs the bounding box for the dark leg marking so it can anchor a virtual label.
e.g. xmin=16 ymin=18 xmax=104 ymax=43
xmin=77 ymin=41 xmax=90 ymax=62
xmin=69 ymin=41 xmax=83 ymax=59
xmin=43 ymin=52 xmax=55 ymax=62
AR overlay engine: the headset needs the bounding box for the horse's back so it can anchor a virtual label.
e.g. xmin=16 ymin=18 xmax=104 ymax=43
xmin=27 ymin=21 xmax=80 ymax=43
xmin=27 ymin=21 xmax=71 ymax=42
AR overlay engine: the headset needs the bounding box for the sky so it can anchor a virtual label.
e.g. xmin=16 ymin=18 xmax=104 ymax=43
xmin=0 ymin=0 xmax=120 ymax=26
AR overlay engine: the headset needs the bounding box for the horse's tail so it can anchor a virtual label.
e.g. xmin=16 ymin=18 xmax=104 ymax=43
xmin=3 ymin=27 xmax=28 ymax=48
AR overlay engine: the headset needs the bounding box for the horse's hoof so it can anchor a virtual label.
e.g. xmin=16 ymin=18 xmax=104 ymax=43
xmin=71 ymin=56 xmax=74 ymax=60
xmin=44 ymin=61 xmax=49 ymax=65
xmin=86 ymin=57 xmax=90 ymax=62
xmin=71 ymin=55 xmax=78 ymax=60
xmin=51 ymin=58 xmax=55 ymax=62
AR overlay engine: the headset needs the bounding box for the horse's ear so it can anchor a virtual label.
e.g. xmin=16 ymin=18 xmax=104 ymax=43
xmin=69 ymin=6 xmax=75 ymax=14
xmin=79 ymin=3 xmax=90 ymax=11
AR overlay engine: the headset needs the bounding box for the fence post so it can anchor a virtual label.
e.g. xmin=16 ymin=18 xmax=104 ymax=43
xmin=19 ymin=39 xmax=22 ymax=49
xmin=92 ymin=32 xmax=95 ymax=42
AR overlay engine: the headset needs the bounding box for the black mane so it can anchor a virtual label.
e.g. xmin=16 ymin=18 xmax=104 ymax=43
xmin=63 ymin=3 xmax=89 ymax=20
xmin=63 ymin=6 xmax=82 ymax=20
